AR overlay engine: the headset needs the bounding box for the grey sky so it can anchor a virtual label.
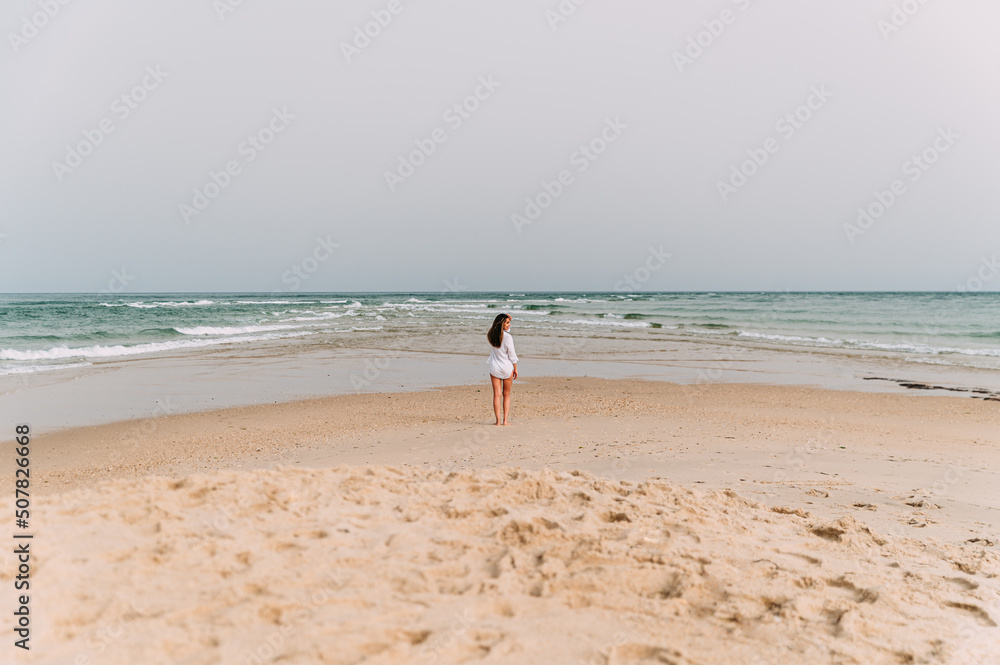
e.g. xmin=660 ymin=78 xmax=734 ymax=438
xmin=1 ymin=0 xmax=998 ymax=292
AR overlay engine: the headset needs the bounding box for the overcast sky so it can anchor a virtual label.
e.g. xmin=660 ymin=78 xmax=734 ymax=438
xmin=1 ymin=0 xmax=998 ymax=293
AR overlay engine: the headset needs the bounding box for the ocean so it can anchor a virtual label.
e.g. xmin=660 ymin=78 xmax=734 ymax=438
xmin=2 ymin=292 xmax=999 ymax=377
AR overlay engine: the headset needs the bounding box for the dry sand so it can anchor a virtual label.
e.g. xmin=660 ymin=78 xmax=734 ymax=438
xmin=2 ymin=377 xmax=999 ymax=664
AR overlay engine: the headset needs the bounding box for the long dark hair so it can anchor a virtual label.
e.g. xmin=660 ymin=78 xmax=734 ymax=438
xmin=487 ymin=313 xmax=509 ymax=348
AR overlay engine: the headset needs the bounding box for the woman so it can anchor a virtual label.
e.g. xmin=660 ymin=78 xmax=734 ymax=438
xmin=486 ymin=313 xmax=518 ymax=426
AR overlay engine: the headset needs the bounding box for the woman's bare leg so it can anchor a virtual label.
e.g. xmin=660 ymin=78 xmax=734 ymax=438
xmin=491 ymin=374 xmax=503 ymax=425
xmin=502 ymin=377 xmax=513 ymax=425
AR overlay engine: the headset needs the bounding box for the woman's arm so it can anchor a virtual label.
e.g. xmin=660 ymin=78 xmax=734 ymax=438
xmin=506 ymin=336 xmax=518 ymax=379
xmin=506 ymin=335 xmax=518 ymax=363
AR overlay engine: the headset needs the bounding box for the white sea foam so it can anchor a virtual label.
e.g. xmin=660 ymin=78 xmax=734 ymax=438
xmin=156 ymin=300 xmax=215 ymax=307
xmin=174 ymin=324 xmax=302 ymax=336
xmin=438 ymin=300 xmax=499 ymax=304
xmin=737 ymin=331 xmax=844 ymax=345
xmin=735 ymin=330 xmax=1000 ymax=357
xmin=0 ymin=332 xmax=311 ymax=362
xmin=384 ymin=303 xmax=546 ymax=317
xmin=0 ymin=361 xmax=93 ymax=376
xmin=100 ymin=300 xmax=216 ymax=309
xmin=279 ymin=313 xmax=343 ymax=323
xmin=563 ymin=319 xmax=651 ymax=328
xmin=8 ymin=294 xmax=1000 ymax=379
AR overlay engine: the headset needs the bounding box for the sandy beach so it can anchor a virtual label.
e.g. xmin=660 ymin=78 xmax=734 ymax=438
xmin=3 ymin=377 xmax=999 ymax=663
xmin=5 ymin=0 xmax=1000 ymax=659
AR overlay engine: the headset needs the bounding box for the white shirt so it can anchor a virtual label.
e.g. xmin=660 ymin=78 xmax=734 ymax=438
xmin=487 ymin=331 xmax=518 ymax=379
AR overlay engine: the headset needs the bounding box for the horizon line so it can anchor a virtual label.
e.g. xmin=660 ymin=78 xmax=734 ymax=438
xmin=0 ymin=290 xmax=994 ymax=296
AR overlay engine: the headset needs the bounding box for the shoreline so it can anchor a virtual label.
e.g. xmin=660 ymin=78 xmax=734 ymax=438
xmin=6 ymin=329 xmax=1000 ymax=437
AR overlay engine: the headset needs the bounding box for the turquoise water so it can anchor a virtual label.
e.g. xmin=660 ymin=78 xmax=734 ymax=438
xmin=1 ymin=292 xmax=999 ymax=376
